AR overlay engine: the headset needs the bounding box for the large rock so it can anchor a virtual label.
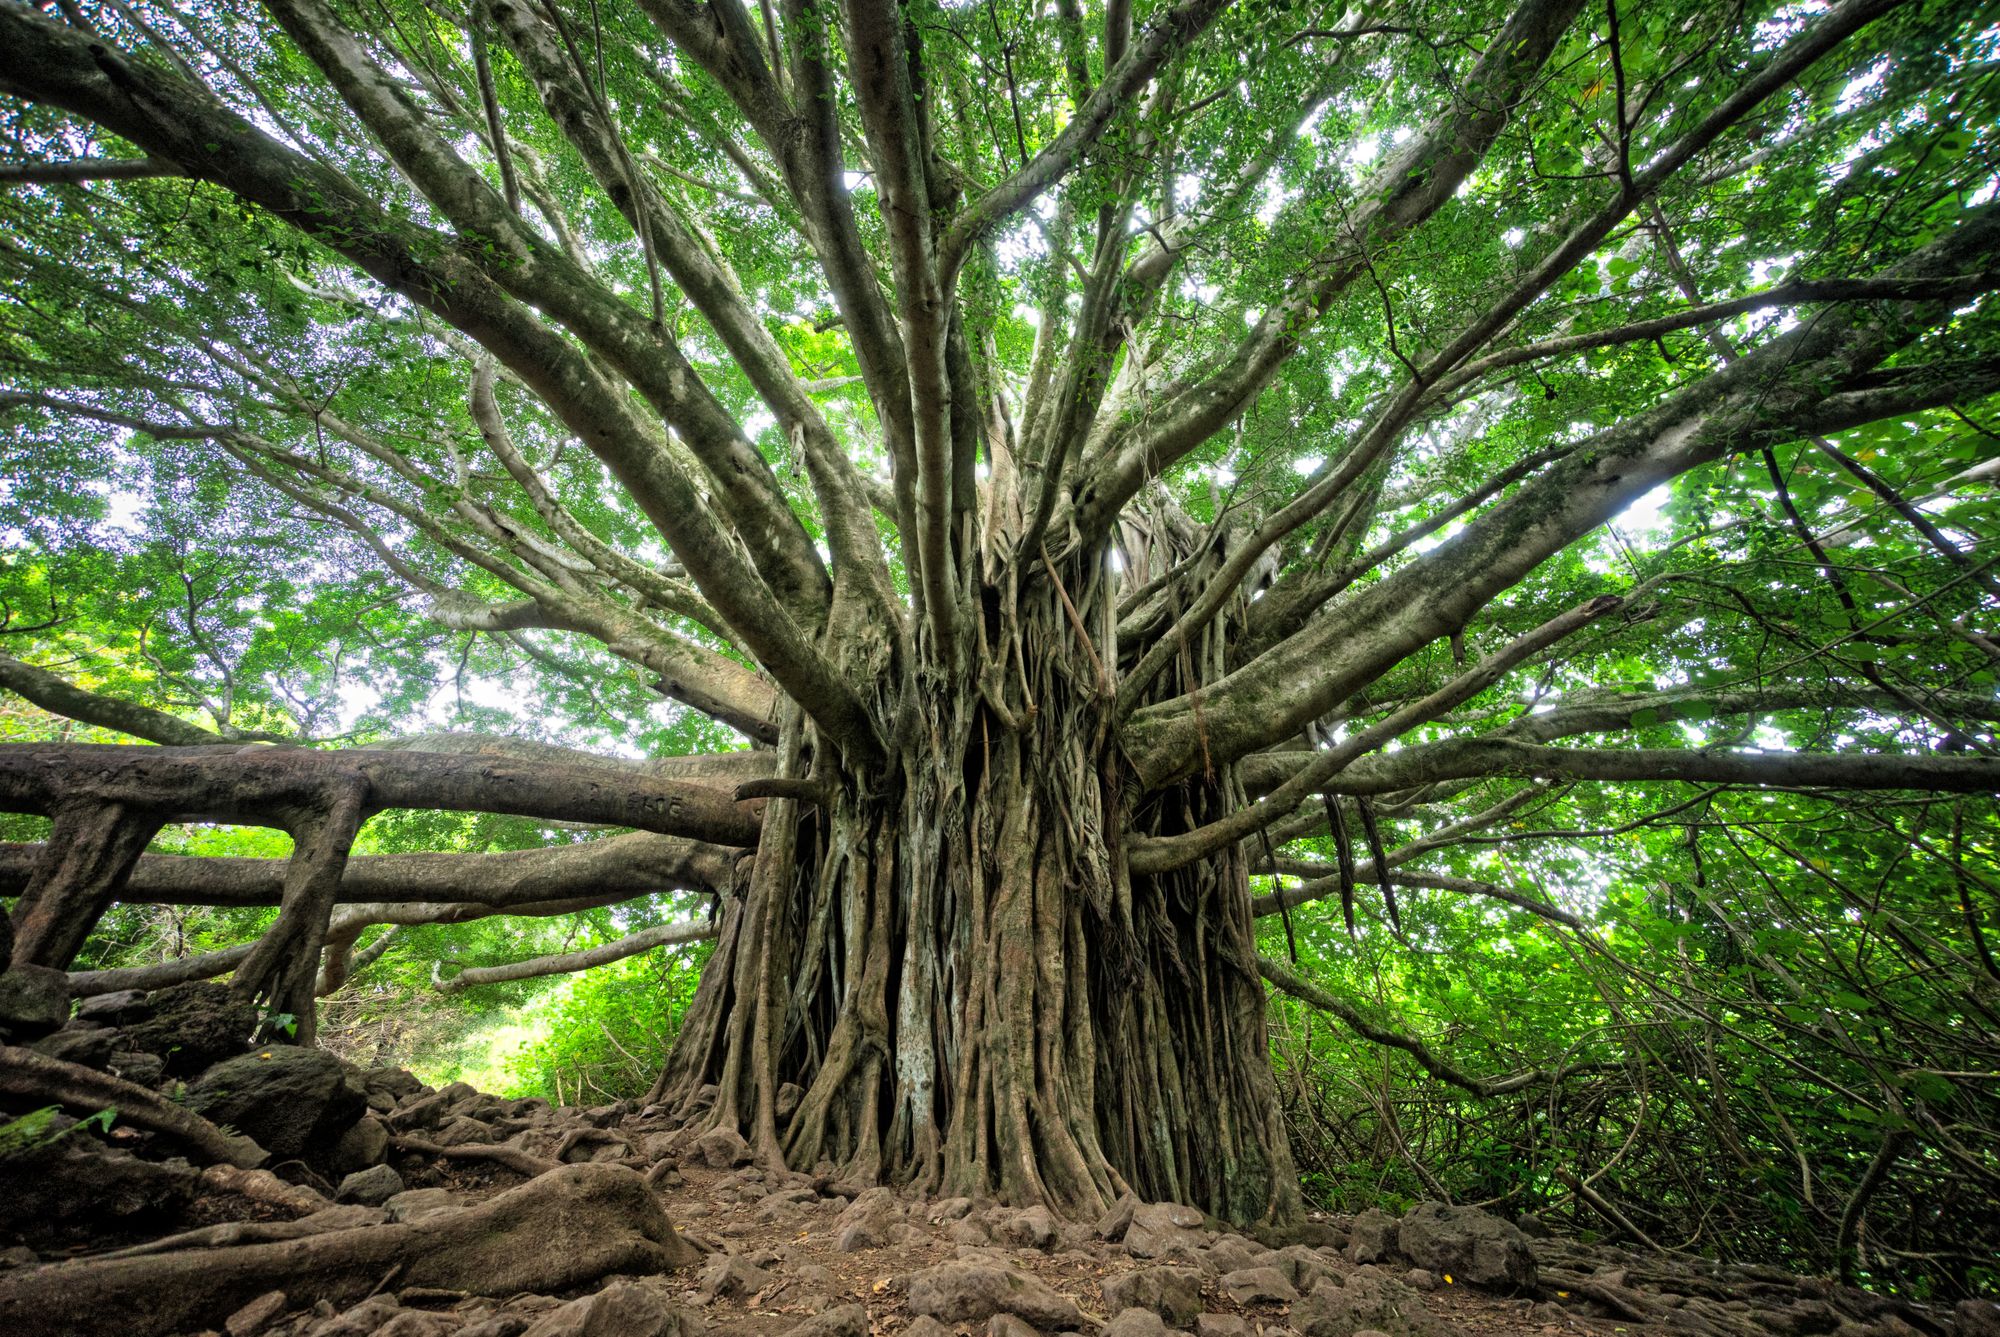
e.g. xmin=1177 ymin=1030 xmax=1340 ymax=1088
xmin=335 ymin=1164 xmax=403 ymax=1207
xmin=1124 ymin=1202 xmax=1206 ymax=1258
xmin=691 ymin=1125 xmax=750 ymax=1168
xmin=907 ymin=1261 xmax=1083 ymax=1330
xmin=1291 ymin=1272 xmax=1442 ymax=1337
xmin=1101 ymin=1267 xmax=1202 ymax=1327
xmin=1103 ymin=1311 xmax=1169 ymax=1337
xmin=1395 ymin=1202 xmax=1535 ymax=1291
xmin=520 ymin=1279 xmax=689 ymax=1337
xmin=329 ymin=1115 xmax=389 ymax=1175
xmin=32 ymin=1023 xmax=121 ymax=1069
xmin=1955 ymin=1300 xmax=2000 ymax=1337
xmin=1220 ymin=1266 xmax=1298 ymax=1306
xmin=124 ymin=982 xmax=257 ymax=1076
xmin=77 ymin=990 xmax=152 ymax=1026
xmin=1348 ymin=1209 xmax=1400 ymax=1265
xmin=0 ymin=964 xmax=70 ymax=1041
xmin=185 ymin=1046 xmax=366 ymax=1163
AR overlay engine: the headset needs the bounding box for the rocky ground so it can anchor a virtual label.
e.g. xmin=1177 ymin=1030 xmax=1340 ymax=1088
xmin=1 ymin=978 xmax=1996 ymax=1337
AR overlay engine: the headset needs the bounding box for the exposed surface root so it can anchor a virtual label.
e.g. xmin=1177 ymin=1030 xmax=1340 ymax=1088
xmin=0 ymin=1162 xmax=699 ymax=1337
xmin=0 ymin=1044 xmax=267 ymax=1168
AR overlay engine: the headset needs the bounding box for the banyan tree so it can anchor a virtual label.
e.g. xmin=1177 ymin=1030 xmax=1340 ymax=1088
xmin=2 ymin=0 xmax=1998 ymax=1227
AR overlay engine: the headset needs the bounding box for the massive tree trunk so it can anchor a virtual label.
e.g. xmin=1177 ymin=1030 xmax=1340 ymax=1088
xmin=654 ymin=546 xmax=1299 ymax=1221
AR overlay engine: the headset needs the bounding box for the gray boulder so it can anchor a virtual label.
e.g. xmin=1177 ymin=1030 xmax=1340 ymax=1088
xmin=0 ymin=964 xmax=69 ymax=1041
xmin=519 ymin=1279 xmax=689 ymax=1337
xmin=1124 ymin=1201 xmax=1206 ymax=1258
xmin=1291 ymin=1271 xmax=1443 ymax=1337
xmin=185 ymin=1046 xmax=366 ymax=1162
xmin=330 ymin=1115 xmax=390 ymax=1175
xmin=778 ymin=1306 xmax=867 ymax=1337
xmin=1348 ymin=1208 xmax=1400 ymax=1265
xmin=907 ymin=1261 xmax=1083 ymax=1330
xmin=1102 ymin=1268 xmax=1203 ymax=1327
xmin=691 ymin=1125 xmax=750 ymax=1168
xmin=336 ymin=1163 xmax=404 ymax=1207
xmin=77 ymin=989 xmax=152 ymax=1025
xmin=1101 ymin=1311 xmax=1168 ymax=1337
xmin=32 ymin=1023 xmax=120 ymax=1069
xmin=1396 ymin=1202 xmax=1535 ymax=1291
xmin=1220 ymin=1266 xmax=1298 ymax=1305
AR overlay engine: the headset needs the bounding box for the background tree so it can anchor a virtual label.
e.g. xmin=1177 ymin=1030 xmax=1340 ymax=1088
xmin=1 ymin=0 xmax=1998 ymax=1244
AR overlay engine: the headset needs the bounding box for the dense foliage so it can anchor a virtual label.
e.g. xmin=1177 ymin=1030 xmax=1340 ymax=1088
xmin=2 ymin=0 xmax=1998 ymax=1298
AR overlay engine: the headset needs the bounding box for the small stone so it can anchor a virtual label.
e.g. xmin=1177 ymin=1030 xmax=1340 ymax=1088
xmin=336 ymin=1163 xmax=404 ymax=1207
xmin=691 ymin=1125 xmax=751 ymax=1168
xmin=1102 ymin=1309 xmax=1169 ymax=1337
xmin=1402 ymin=1269 xmax=1437 ymax=1292
xmin=1102 ymin=1267 xmax=1203 ymax=1327
xmin=1514 ymin=1212 xmax=1552 ymax=1240
xmin=774 ymin=1082 xmax=805 ymax=1119
xmin=1220 ymin=1266 xmax=1298 ymax=1306
xmin=223 ymin=1289 xmax=289 ymax=1337
xmin=1196 ymin=1316 xmax=1252 ymax=1337
xmin=695 ymin=1253 xmax=773 ymax=1302
xmin=905 ymin=1321 xmax=953 ymax=1337
xmin=929 ymin=1196 xmax=975 ymax=1222
xmin=989 ymin=1316 xmax=1041 ymax=1337
xmin=784 ymin=1305 xmax=868 ymax=1337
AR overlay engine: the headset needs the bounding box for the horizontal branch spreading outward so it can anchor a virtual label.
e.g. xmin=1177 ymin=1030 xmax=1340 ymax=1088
xmin=0 ymin=830 xmax=738 ymax=908
xmin=0 ymin=745 xmax=766 ymax=847
xmin=0 ymin=652 xmax=228 ymax=746
xmin=0 ymin=157 xmax=182 ymax=184
xmin=435 ymin=917 xmax=719 ymax=993
xmin=1262 ymin=738 xmax=2000 ymax=797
